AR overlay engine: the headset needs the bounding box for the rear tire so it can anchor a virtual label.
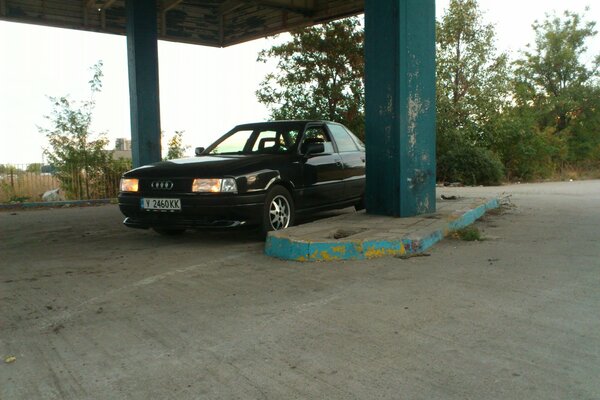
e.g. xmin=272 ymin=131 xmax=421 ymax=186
xmin=261 ymin=185 xmax=295 ymax=236
xmin=355 ymin=195 xmax=365 ymax=211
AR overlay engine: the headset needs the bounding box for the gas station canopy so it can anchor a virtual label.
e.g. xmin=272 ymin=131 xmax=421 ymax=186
xmin=1 ymin=0 xmax=437 ymax=218
xmin=0 ymin=0 xmax=364 ymax=47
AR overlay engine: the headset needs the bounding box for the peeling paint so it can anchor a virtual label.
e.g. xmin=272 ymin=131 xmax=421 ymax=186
xmin=331 ymin=246 xmax=347 ymax=254
xmin=407 ymin=93 xmax=421 ymax=150
xmin=407 ymin=95 xmax=431 ymax=154
xmin=417 ymin=195 xmax=431 ymax=214
xmin=364 ymin=243 xmax=406 ymax=259
xmin=378 ymin=89 xmax=394 ymax=117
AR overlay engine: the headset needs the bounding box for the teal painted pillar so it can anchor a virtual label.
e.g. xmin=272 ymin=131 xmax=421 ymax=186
xmin=364 ymin=0 xmax=436 ymax=217
xmin=126 ymin=0 xmax=161 ymax=167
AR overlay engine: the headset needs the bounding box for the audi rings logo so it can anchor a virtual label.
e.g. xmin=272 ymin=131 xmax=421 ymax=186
xmin=151 ymin=180 xmax=174 ymax=190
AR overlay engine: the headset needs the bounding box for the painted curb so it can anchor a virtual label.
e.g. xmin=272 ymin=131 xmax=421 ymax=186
xmin=265 ymin=198 xmax=500 ymax=262
xmin=0 ymin=199 xmax=113 ymax=210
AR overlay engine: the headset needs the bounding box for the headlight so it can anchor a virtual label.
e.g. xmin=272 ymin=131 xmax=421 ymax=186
xmin=192 ymin=178 xmax=237 ymax=193
xmin=120 ymin=178 xmax=139 ymax=192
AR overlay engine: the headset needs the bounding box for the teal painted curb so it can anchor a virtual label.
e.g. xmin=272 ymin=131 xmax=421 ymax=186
xmin=265 ymin=198 xmax=500 ymax=262
xmin=0 ymin=199 xmax=113 ymax=210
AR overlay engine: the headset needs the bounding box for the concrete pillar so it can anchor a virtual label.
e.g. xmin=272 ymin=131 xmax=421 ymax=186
xmin=126 ymin=0 xmax=161 ymax=167
xmin=364 ymin=0 xmax=436 ymax=217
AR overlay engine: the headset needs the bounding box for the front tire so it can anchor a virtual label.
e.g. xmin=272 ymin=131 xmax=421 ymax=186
xmin=261 ymin=185 xmax=295 ymax=236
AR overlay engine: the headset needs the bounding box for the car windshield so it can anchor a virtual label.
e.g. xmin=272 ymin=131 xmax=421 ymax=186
xmin=207 ymin=126 xmax=301 ymax=155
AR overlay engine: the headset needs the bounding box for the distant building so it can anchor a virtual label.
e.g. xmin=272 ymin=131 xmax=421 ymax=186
xmin=110 ymin=138 xmax=132 ymax=160
xmin=115 ymin=138 xmax=131 ymax=151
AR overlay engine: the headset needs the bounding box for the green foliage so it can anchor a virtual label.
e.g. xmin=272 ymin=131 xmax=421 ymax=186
xmin=101 ymin=157 xmax=132 ymax=198
xmin=26 ymin=163 xmax=43 ymax=173
xmin=0 ymin=164 xmax=22 ymax=174
xmin=435 ymin=0 xmax=512 ymax=185
xmin=491 ymin=108 xmax=560 ymax=181
xmin=165 ymin=130 xmax=189 ymax=160
xmin=436 ymin=0 xmax=511 ymax=152
xmin=514 ymin=10 xmax=599 ymax=133
xmin=453 ymin=226 xmax=483 ymax=241
xmin=256 ymin=17 xmax=365 ymax=139
xmin=565 ymin=86 xmax=600 ymax=166
xmin=438 ymin=145 xmax=504 ymax=185
xmin=437 ymin=3 xmax=600 ymax=182
xmin=0 ymin=180 xmax=13 ymax=202
xmin=39 ymin=61 xmax=112 ymax=200
xmin=254 ymin=4 xmax=600 ymax=184
xmin=512 ymin=9 xmax=600 ymax=173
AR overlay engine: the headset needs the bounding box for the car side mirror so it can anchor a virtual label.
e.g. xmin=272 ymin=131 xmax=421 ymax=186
xmin=303 ymin=142 xmax=325 ymax=157
xmin=195 ymin=147 xmax=205 ymax=156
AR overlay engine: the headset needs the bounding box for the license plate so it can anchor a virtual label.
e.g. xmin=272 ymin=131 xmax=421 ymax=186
xmin=141 ymin=198 xmax=181 ymax=211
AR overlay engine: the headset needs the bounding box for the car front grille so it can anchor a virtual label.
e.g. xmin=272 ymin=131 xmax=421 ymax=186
xmin=140 ymin=178 xmax=191 ymax=193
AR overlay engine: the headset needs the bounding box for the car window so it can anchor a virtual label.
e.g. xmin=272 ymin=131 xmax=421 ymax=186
xmin=252 ymin=130 xmax=278 ymax=152
xmin=210 ymin=129 xmax=253 ymax=154
xmin=208 ymin=127 xmax=300 ymax=155
xmin=345 ymin=128 xmax=365 ymax=150
xmin=287 ymin=130 xmax=300 ymax=147
xmin=328 ymin=124 xmax=360 ymax=152
xmin=301 ymin=126 xmax=335 ymax=154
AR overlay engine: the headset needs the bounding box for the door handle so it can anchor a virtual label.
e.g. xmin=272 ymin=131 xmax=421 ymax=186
xmin=360 ymin=157 xmax=365 ymax=163
xmin=335 ymin=159 xmax=342 ymax=167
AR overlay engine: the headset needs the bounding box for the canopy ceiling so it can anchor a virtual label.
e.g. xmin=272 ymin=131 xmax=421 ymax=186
xmin=0 ymin=0 xmax=364 ymax=46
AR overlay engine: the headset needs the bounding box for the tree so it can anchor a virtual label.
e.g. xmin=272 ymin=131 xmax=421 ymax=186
xmin=39 ymin=61 xmax=112 ymax=199
xmin=514 ymin=10 xmax=600 ymax=134
xmin=164 ymin=130 xmax=189 ymax=160
xmin=565 ymin=86 xmax=600 ymax=166
xmin=436 ymin=0 xmax=510 ymax=183
xmin=514 ymin=10 xmax=600 ymax=170
xmin=26 ymin=163 xmax=43 ymax=173
xmin=491 ymin=106 xmax=561 ymax=181
xmin=256 ymin=17 xmax=365 ymax=138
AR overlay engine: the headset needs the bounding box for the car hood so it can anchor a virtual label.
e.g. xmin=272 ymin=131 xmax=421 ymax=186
xmin=123 ymin=154 xmax=291 ymax=178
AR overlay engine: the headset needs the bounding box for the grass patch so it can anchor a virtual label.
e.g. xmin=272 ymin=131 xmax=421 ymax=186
xmin=452 ymin=226 xmax=483 ymax=241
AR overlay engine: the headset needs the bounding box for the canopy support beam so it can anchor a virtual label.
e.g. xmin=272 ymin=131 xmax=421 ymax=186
xmin=364 ymin=0 xmax=437 ymax=217
xmin=126 ymin=0 xmax=162 ymax=167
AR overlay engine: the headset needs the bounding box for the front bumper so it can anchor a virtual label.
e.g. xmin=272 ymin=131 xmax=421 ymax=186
xmin=118 ymin=192 xmax=265 ymax=230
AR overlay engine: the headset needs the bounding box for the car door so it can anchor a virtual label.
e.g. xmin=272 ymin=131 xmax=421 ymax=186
xmin=326 ymin=123 xmax=366 ymax=201
xmin=297 ymin=124 xmax=345 ymax=209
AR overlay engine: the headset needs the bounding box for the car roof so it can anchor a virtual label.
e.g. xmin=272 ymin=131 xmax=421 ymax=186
xmin=234 ymin=120 xmax=336 ymax=130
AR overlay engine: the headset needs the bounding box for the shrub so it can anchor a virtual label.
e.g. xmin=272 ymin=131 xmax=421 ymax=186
xmin=438 ymin=145 xmax=504 ymax=185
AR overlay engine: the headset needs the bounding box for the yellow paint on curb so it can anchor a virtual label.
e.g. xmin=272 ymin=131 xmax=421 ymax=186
xmin=364 ymin=243 xmax=406 ymax=259
xmin=330 ymin=246 xmax=347 ymax=254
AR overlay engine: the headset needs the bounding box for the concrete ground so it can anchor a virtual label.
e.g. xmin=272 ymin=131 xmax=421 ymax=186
xmin=1 ymin=180 xmax=599 ymax=399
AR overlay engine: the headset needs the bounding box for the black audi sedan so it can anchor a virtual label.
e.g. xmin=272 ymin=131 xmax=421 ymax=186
xmin=118 ymin=120 xmax=365 ymax=235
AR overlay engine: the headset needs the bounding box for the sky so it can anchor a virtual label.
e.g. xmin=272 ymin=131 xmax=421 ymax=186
xmin=0 ymin=0 xmax=599 ymax=165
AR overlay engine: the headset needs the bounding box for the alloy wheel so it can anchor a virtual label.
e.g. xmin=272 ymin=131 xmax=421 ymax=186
xmin=269 ymin=194 xmax=291 ymax=230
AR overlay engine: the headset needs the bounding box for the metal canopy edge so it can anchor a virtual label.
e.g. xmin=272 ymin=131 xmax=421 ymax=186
xmin=0 ymin=0 xmax=364 ymax=47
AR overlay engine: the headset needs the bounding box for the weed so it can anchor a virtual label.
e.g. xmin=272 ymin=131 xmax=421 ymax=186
xmin=486 ymin=195 xmax=515 ymax=216
xmin=452 ymin=226 xmax=483 ymax=241
xmin=9 ymin=196 xmax=30 ymax=203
